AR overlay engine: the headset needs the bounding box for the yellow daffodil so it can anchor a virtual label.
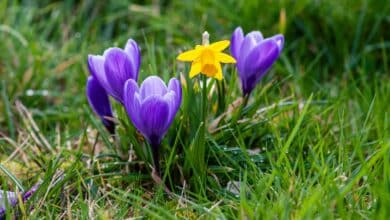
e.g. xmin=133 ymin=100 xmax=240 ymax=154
xmin=177 ymin=33 xmax=236 ymax=80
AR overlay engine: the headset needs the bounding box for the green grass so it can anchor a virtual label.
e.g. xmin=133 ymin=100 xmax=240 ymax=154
xmin=0 ymin=0 xmax=389 ymax=219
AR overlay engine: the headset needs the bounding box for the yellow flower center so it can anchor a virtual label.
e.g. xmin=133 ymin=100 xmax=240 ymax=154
xmin=176 ymin=39 xmax=236 ymax=80
xmin=200 ymin=49 xmax=218 ymax=76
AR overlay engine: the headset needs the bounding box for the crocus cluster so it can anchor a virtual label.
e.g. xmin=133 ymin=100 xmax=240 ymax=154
xmin=86 ymin=38 xmax=182 ymax=173
xmin=88 ymin=39 xmax=140 ymax=103
xmin=87 ymin=27 xmax=283 ymax=174
xmin=87 ymin=39 xmax=141 ymax=134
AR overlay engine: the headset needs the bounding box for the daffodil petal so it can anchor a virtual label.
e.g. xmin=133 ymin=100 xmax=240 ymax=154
xmin=217 ymin=52 xmax=236 ymax=63
xmin=189 ymin=61 xmax=201 ymax=78
xmin=177 ymin=49 xmax=200 ymax=61
xmin=209 ymin=40 xmax=230 ymax=52
xmin=214 ymin=62 xmax=223 ymax=80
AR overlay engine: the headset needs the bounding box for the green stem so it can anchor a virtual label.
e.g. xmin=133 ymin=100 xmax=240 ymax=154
xmin=202 ymin=75 xmax=208 ymax=122
xmin=216 ymin=80 xmax=225 ymax=115
xmin=196 ymin=74 xmax=208 ymax=194
xmin=242 ymin=94 xmax=249 ymax=108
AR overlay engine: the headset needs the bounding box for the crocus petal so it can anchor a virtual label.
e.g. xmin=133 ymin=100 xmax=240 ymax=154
xmin=124 ymin=39 xmax=141 ymax=81
xmin=86 ymin=76 xmax=113 ymax=117
xmin=237 ymin=35 xmax=259 ymax=73
xmin=270 ymin=34 xmax=284 ymax=52
xmin=230 ymin=27 xmax=244 ymax=59
xmin=209 ymin=40 xmax=230 ymax=52
xmin=166 ymin=79 xmax=182 ymax=134
xmin=217 ymin=52 xmax=236 ymax=63
xmin=88 ymin=55 xmax=113 ymax=96
xmin=177 ymin=49 xmax=200 ymax=61
xmin=140 ymin=76 xmax=168 ymax=98
xmin=139 ymin=96 xmax=170 ymax=144
xmin=237 ymin=32 xmax=262 ymax=68
xmin=123 ymin=79 xmax=143 ymax=132
xmin=246 ymin=39 xmax=280 ymax=75
xmin=0 ymin=190 xmax=18 ymax=210
xmin=189 ymin=61 xmax=202 ymax=78
xmin=247 ymin=31 xmax=263 ymax=43
xmin=167 ymin=78 xmax=182 ymax=115
xmin=168 ymin=78 xmax=182 ymax=107
xmin=86 ymin=76 xmax=115 ymax=133
xmin=104 ymin=48 xmax=135 ymax=102
xmin=163 ymin=91 xmax=178 ymax=127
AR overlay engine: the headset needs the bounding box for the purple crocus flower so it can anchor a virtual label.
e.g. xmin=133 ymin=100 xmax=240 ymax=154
xmin=0 ymin=182 xmax=41 ymax=217
xmin=87 ymin=39 xmax=141 ymax=103
xmin=231 ymin=27 xmax=284 ymax=96
xmin=86 ymin=76 xmax=115 ymax=134
xmin=123 ymin=76 xmax=182 ymax=173
xmin=0 ymin=190 xmax=17 ymax=213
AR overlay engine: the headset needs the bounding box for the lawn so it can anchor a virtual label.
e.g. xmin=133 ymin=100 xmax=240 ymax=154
xmin=0 ymin=0 xmax=389 ymax=219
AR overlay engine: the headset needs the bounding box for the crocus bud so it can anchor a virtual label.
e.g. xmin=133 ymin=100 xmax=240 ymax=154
xmin=86 ymin=76 xmax=115 ymax=134
xmin=231 ymin=27 xmax=284 ymax=96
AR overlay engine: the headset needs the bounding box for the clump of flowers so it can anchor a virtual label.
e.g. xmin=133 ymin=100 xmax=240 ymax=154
xmin=86 ymin=38 xmax=182 ymax=175
xmin=87 ymin=39 xmax=140 ymax=103
xmin=86 ymin=39 xmax=141 ymax=134
xmin=86 ymin=27 xmax=283 ymax=184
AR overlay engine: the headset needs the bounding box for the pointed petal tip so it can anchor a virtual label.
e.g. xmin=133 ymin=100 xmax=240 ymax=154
xmin=209 ymin=40 xmax=230 ymax=52
xmin=168 ymin=77 xmax=182 ymax=106
xmin=272 ymin=34 xmax=284 ymax=51
xmin=217 ymin=52 xmax=237 ymax=63
xmin=234 ymin=26 xmax=244 ymax=34
xmin=140 ymin=76 xmax=168 ymax=98
xmin=177 ymin=49 xmax=199 ymax=61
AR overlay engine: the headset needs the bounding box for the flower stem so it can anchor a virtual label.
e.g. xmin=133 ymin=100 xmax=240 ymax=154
xmin=242 ymin=94 xmax=249 ymax=108
xmin=201 ymin=75 xmax=208 ymax=122
xmin=151 ymin=142 xmax=160 ymax=176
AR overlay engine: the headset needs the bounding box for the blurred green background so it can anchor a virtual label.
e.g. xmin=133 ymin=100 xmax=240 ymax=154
xmin=0 ymin=0 xmax=388 ymax=132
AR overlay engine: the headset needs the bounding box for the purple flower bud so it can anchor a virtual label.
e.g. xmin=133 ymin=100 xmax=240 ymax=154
xmin=86 ymin=76 xmax=115 ymax=134
xmin=123 ymin=76 xmax=182 ymax=146
xmin=87 ymin=39 xmax=141 ymax=103
xmin=0 ymin=190 xmax=18 ymax=213
xmin=0 ymin=182 xmax=41 ymax=217
xmin=231 ymin=27 xmax=284 ymax=96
